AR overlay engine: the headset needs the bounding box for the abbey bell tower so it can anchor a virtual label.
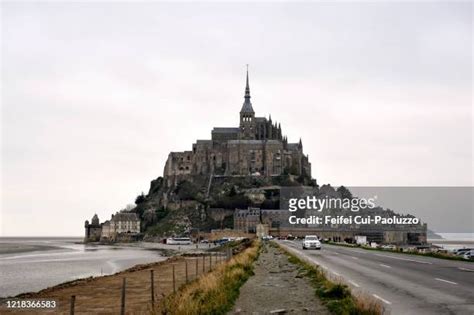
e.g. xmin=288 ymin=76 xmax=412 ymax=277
xmin=239 ymin=66 xmax=256 ymax=140
xmin=164 ymin=66 xmax=312 ymax=181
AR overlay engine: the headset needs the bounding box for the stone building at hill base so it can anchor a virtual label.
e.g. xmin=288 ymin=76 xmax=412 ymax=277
xmin=84 ymin=213 xmax=141 ymax=242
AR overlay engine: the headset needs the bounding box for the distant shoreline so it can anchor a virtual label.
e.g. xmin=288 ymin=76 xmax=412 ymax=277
xmin=429 ymin=239 xmax=474 ymax=245
xmin=0 ymin=243 xmax=64 ymax=255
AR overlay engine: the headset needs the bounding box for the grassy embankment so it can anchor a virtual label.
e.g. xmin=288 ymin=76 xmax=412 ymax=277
xmin=157 ymin=239 xmax=260 ymax=314
xmin=328 ymin=242 xmax=473 ymax=262
xmin=277 ymin=243 xmax=383 ymax=315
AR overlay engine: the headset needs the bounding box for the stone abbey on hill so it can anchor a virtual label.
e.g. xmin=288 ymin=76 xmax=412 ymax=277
xmin=84 ymin=69 xmax=427 ymax=246
xmin=163 ymin=69 xmax=311 ymax=186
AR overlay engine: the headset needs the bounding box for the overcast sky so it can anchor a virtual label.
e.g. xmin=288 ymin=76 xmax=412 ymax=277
xmin=1 ymin=1 xmax=472 ymax=236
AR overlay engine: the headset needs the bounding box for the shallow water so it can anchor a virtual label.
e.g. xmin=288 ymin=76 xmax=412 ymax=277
xmin=430 ymin=233 xmax=474 ymax=251
xmin=0 ymin=237 xmax=165 ymax=297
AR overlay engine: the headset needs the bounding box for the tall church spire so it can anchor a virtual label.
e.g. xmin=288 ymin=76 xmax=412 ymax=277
xmin=240 ymin=65 xmax=254 ymax=114
xmin=245 ymin=64 xmax=250 ymax=99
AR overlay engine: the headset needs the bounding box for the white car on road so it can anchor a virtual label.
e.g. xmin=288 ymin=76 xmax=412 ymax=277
xmin=302 ymin=235 xmax=321 ymax=250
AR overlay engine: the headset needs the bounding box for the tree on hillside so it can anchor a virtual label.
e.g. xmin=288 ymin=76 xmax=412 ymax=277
xmin=337 ymin=186 xmax=353 ymax=199
xmin=135 ymin=192 xmax=146 ymax=205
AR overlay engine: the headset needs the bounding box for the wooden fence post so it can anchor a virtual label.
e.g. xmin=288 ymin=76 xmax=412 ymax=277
xmin=185 ymin=260 xmax=189 ymax=283
xmin=202 ymin=255 xmax=205 ymax=273
xmin=70 ymin=295 xmax=75 ymax=315
xmin=121 ymin=278 xmax=126 ymax=315
xmin=172 ymin=264 xmax=176 ymax=293
xmin=150 ymin=270 xmax=155 ymax=307
xmin=195 ymin=258 xmax=198 ymax=278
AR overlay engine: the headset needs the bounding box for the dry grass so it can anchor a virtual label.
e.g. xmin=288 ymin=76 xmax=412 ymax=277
xmin=158 ymin=240 xmax=260 ymax=315
xmin=353 ymin=293 xmax=384 ymax=315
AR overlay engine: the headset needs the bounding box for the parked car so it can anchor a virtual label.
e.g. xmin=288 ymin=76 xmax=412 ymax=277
xmin=302 ymin=235 xmax=321 ymax=250
xmin=454 ymin=248 xmax=472 ymax=256
xmin=463 ymin=249 xmax=474 ymax=260
xmin=213 ymin=238 xmax=230 ymax=246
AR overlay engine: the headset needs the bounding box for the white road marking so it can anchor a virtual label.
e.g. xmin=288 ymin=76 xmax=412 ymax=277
xmin=348 ymin=280 xmax=360 ymax=287
xmin=374 ymin=253 xmax=432 ymax=264
xmin=298 ymin=247 xmax=355 ymax=283
xmin=350 ymin=256 xmax=359 ymax=260
xmin=458 ymin=267 xmax=474 ymax=272
xmin=372 ymin=294 xmax=392 ymax=305
xmin=380 ymin=264 xmax=391 ymax=268
xmin=435 ymin=278 xmax=457 ymax=285
xmin=285 ymin=242 xmax=344 ymax=280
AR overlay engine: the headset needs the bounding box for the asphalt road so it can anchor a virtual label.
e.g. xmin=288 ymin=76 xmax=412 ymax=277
xmin=278 ymin=240 xmax=474 ymax=315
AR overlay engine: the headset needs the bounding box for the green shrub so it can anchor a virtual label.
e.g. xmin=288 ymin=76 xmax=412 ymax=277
xmin=319 ymin=284 xmax=351 ymax=299
xmin=175 ymin=180 xmax=199 ymax=200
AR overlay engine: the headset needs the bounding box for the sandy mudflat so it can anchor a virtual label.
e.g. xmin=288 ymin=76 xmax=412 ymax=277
xmin=0 ymin=243 xmax=63 ymax=255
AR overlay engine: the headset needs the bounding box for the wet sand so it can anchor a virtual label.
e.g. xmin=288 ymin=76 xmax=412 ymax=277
xmin=0 ymin=243 xmax=63 ymax=255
